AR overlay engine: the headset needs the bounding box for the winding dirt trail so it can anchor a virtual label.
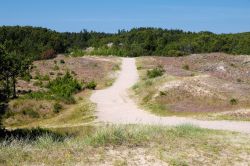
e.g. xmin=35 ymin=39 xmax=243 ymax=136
xmin=91 ymin=58 xmax=250 ymax=133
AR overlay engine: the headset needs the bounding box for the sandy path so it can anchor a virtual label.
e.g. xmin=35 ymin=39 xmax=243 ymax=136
xmin=91 ymin=58 xmax=250 ymax=133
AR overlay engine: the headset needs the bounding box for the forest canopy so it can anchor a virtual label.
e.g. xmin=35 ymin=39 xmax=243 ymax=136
xmin=0 ymin=26 xmax=250 ymax=60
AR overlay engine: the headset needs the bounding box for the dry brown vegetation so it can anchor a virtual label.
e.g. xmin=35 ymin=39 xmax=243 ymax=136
xmin=134 ymin=53 xmax=250 ymax=120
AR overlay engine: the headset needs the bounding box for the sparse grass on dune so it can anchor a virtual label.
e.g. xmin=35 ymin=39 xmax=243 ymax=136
xmin=133 ymin=56 xmax=250 ymax=121
xmin=0 ymin=124 xmax=250 ymax=165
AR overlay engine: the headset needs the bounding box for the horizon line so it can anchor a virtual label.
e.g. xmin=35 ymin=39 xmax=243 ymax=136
xmin=0 ymin=24 xmax=249 ymax=35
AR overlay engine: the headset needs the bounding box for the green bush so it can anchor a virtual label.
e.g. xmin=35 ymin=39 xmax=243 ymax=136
xmin=60 ymin=59 xmax=65 ymax=64
xmin=147 ymin=67 xmax=165 ymax=78
xmin=230 ymin=98 xmax=238 ymax=105
xmin=53 ymin=103 xmax=62 ymax=113
xmin=182 ymin=64 xmax=190 ymax=70
xmin=237 ymin=78 xmax=242 ymax=83
xmin=159 ymin=91 xmax=167 ymax=96
xmin=25 ymin=72 xmax=82 ymax=103
xmin=47 ymin=71 xmax=82 ymax=100
xmin=86 ymin=81 xmax=97 ymax=90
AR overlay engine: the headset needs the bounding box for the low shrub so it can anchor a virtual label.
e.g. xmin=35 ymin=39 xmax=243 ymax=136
xmin=25 ymin=72 xmax=82 ymax=103
xmin=86 ymin=81 xmax=97 ymax=90
xmin=159 ymin=91 xmax=167 ymax=96
xmin=53 ymin=103 xmax=62 ymax=113
xmin=47 ymin=71 xmax=82 ymax=101
xmin=60 ymin=59 xmax=65 ymax=64
xmin=230 ymin=98 xmax=238 ymax=105
xmin=182 ymin=64 xmax=190 ymax=70
xmin=147 ymin=67 xmax=165 ymax=78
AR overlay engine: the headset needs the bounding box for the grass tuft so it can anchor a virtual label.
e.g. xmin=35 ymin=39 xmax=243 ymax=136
xmin=85 ymin=125 xmax=149 ymax=147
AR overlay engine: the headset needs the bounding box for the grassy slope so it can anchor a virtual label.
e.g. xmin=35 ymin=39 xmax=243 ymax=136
xmin=6 ymin=91 xmax=96 ymax=129
xmin=0 ymin=124 xmax=249 ymax=165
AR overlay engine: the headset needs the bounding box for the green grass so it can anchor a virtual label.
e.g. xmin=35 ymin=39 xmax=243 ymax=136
xmin=0 ymin=124 xmax=249 ymax=165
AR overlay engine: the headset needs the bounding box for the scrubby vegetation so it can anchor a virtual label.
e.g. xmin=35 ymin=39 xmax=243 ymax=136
xmin=53 ymin=103 xmax=62 ymax=113
xmin=147 ymin=66 xmax=165 ymax=78
xmin=25 ymin=72 xmax=82 ymax=103
xmin=85 ymin=81 xmax=97 ymax=90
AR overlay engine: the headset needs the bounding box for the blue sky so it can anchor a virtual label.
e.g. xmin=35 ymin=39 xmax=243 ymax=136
xmin=1 ymin=0 xmax=250 ymax=33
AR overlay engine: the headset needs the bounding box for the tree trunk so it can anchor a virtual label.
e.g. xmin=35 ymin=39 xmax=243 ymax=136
xmin=12 ymin=76 xmax=16 ymax=98
xmin=5 ymin=76 xmax=10 ymax=99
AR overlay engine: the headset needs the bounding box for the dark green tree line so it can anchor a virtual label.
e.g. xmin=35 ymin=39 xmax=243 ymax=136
xmin=1 ymin=26 xmax=250 ymax=60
